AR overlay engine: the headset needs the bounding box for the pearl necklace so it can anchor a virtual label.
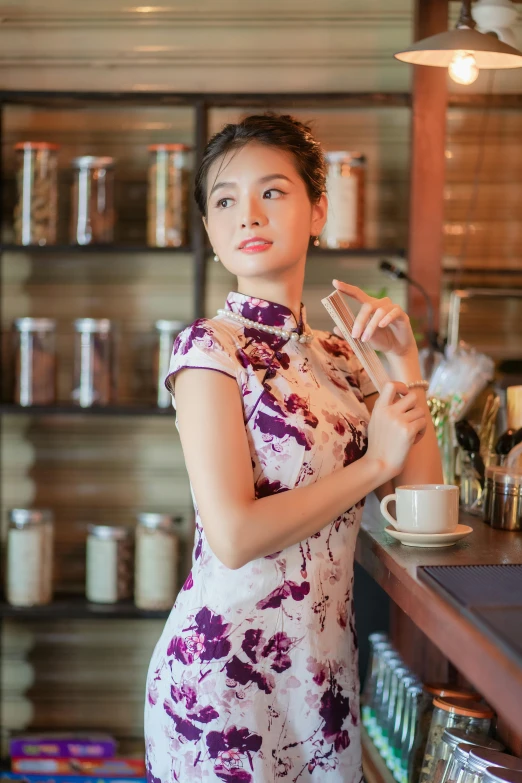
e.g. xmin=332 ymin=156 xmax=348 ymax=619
xmin=217 ymin=308 xmax=314 ymax=344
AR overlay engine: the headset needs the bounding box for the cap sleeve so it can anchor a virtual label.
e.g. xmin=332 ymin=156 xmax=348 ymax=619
xmin=164 ymin=319 xmax=238 ymax=410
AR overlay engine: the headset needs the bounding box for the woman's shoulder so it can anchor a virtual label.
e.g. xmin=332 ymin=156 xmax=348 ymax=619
xmin=173 ymin=316 xmax=242 ymax=357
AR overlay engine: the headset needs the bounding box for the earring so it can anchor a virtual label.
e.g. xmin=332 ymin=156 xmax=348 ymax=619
xmin=313 ymin=236 xmax=320 ymax=247
xmin=213 ymin=253 xmax=219 ymax=263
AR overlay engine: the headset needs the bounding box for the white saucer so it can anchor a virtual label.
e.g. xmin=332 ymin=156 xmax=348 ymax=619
xmin=384 ymin=524 xmax=473 ymax=548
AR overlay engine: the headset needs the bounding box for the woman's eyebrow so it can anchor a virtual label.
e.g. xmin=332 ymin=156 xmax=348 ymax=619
xmin=209 ymin=173 xmax=293 ymax=198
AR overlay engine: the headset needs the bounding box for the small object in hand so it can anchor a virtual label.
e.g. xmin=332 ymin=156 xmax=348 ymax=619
xmin=495 ymin=429 xmax=516 ymax=456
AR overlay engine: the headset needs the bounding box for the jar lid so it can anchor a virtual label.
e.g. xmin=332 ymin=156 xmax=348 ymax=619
xmin=155 ymin=320 xmax=186 ymax=333
xmin=137 ymin=513 xmax=180 ymax=531
xmin=14 ymin=317 xmax=56 ymax=333
xmin=485 ymin=466 xmax=522 ymax=487
xmin=433 ymin=697 xmax=494 ymax=718
xmin=325 ymin=150 xmax=366 ymax=164
xmin=468 ymin=749 xmax=522 ymax=775
xmin=148 ymin=143 xmax=191 ymax=152
xmin=72 ymin=156 xmax=114 ymax=169
xmin=442 ymin=729 xmax=504 ymax=753
xmin=483 ymin=768 xmax=522 ymax=783
xmin=9 ymin=508 xmax=53 ymax=527
xmin=14 ymin=141 xmax=60 ymax=151
xmin=87 ymin=524 xmax=132 ymax=541
xmin=454 ymin=744 xmax=478 ymax=764
xmin=74 ymin=318 xmax=112 ymax=333
xmin=368 ymin=632 xmax=389 ymax=644
xmin=425 ymin=683 xmax=480 ymax=699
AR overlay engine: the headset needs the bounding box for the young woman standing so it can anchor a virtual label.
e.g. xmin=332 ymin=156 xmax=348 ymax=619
xmin=145 ymin=114 xmax=442 ymax=783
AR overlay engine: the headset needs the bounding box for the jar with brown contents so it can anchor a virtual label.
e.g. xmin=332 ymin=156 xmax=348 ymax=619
xmin=321 ymin=151 xmax=366 ymax=249
xmin=13 ymin=318 xmax=57 ymax=406
xmin=147 ymin=144 xmax=191 ymax=248
xmin=72 ymin=318 xmax=113 ymax=407
xmin=70 ymin=156 xmax=115 ymax=245
xmin=14 ymin=142 xmax=59 ymax=246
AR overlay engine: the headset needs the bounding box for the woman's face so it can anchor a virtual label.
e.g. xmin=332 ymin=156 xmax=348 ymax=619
xmin=203 ymin=142 xmax=327 ymax=281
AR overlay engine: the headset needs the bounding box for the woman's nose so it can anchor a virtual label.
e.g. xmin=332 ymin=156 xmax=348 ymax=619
xmin=240 ymin=197 xmax=267 ymax=228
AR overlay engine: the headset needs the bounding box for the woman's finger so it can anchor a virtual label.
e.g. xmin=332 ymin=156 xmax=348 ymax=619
xmin=404 ymin=407 xmax=426 ymax=423
xmin=378 ymin=306 xmax=403 ymax=328
xmin=393 ymin=391 xmax=418 ymax=412
xmin=332 ymin=280 xmax=370 ymax=304
xmin=361 ymin=307 xmax=388 ymax=342
xmin=351 ymin=302 xmax=374 ymax=339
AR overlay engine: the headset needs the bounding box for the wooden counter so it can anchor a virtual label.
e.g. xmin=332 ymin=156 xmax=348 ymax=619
xmin=355 ymin=511 xmax=522 ymax=732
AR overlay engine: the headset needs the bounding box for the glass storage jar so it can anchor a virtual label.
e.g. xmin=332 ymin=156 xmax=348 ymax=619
xmin=72 ymin=318 xmax=113 ymax=407
xmin=86 ymin=525 xmax=133 ymax=604
xmin=411 ymin=685 xmax=481 ymax=783
xmin=7 ymin=509 xmax=54 ymax=606
xmin=420 ymin=697 xmax=494 ymax=783
xmin=13 ymin=318 xmax=57 ymax=406
xmin=14 ymin=141 xmax=59 ymax=246
xmin=320 ymin=151 xmax=366 ymax=249
xmin=135 ymin=513 xmax=180 ymax=610
xmin=154 ymin=320 xmax=185 ymax=408
xmin=147 ymin=144 xmax=191 ymax=248
xmin=70 ymin=156 xmax=115 ymax=245
xmin=441 ymin=732 xmax=504 ymax=783
xmin=460 ymin=748 xmax=522 ymax=783
xmin=483 ymin=769 xmax=522 ymax=783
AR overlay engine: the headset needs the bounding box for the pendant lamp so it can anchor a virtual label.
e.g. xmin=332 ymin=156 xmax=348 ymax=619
xmin=394 ymin=0 xmax=522 ymax=85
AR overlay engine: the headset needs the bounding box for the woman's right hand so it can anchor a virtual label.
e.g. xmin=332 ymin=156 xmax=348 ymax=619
xmin=365 ymin=382 xmax=427 ymax=480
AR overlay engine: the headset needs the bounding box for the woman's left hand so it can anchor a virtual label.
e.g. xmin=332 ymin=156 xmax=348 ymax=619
xmin=332 ymin=279 xmax=417 ymax=358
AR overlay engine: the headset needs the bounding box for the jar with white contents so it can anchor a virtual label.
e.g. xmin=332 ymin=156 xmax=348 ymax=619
xmin=135 ymin=513 xmax=180 ymax=610
xmin=86 ymin=525 xmax=133 ymax=604
xmin=7 ymin=509 xmax=54 ymax=606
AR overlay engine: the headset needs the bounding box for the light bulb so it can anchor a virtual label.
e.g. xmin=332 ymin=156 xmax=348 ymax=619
xmin=448 ymin=50 xmax=479 ymax=85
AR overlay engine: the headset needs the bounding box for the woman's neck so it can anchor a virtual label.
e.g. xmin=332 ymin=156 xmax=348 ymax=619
xmin=236 ymin=269 xmax=305 ymax=323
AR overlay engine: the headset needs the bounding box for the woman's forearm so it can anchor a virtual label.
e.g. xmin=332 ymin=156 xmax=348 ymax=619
xmin=221 ymin=454 xmax=385 ymax=569
xmin=387 ymin=351 xmax=443 ymax=486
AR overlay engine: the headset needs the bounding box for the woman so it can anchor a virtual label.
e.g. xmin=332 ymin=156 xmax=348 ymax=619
xmin=145 ymin=114 xmax=442 ymax=783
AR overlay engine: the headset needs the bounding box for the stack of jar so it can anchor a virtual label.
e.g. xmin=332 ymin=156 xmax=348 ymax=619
xmin=13 ymin=141 xmax=191 ymax=247
xmin=361 ymin=633 xmax=521 ymax=783
xmin=11 ymin=318 xmax=184 ymax=408
xmin=5 ymin=508 xmax=182 ymax=612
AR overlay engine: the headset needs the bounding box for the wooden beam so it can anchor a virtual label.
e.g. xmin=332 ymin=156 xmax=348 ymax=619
xmin=408 ymin=0 xmax=449 ymax=334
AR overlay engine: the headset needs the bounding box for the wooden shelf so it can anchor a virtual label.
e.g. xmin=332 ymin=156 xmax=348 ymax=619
xmin=0 ymin=404 xmax=173 ymax=417
xmin=0 ymin=243 xmax=192 ymax=254
xmin=0 ymin=596 xmax=170 ymax=620
xmin=355 ymin=511 xmax=522 ymax=730
xmin=361 ymin=725 xmax=396 ymax=783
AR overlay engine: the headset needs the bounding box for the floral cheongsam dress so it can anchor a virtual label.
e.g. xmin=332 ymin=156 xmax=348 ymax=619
xmin=144 ymin=292 xmax=376 ymax=783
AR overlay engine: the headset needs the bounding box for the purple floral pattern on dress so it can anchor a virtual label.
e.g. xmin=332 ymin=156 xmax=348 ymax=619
xmin=146 ymin=292 xmax=374 ymax=782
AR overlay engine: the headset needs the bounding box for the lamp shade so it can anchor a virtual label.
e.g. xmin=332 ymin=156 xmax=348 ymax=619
xmin=394 ymin=26 xmax=522 ymax=68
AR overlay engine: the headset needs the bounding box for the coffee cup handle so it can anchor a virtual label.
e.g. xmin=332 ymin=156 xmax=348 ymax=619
xmin=380 ymin=494 xmax=398 ymax=528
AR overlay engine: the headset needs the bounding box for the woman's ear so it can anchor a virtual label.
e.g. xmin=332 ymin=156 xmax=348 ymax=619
xmin=311 ymin=193 xmax=328 ymax=238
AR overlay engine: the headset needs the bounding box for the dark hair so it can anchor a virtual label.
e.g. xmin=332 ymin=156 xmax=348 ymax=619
xmin=194 ymin=113 xmax=327 ymax=217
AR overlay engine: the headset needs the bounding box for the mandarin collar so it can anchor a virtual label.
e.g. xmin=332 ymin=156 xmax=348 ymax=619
xmin=225 ymin=291 xmax=308 ymax=336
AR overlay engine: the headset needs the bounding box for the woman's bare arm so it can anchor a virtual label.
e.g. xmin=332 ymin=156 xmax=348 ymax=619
xmin=175 ymin=368 xmax=425 ymax=570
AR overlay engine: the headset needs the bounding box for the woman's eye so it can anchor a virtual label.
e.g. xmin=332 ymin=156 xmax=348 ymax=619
xmin=217 ymin=197 xmax=233 ymax=209
xmin=263 ymin=189 xmax=284 ymax=199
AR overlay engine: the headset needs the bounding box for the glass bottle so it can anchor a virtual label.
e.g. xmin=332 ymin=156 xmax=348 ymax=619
xmin=361 ymin=634 xmax=391 ymax=731
xmin=147 ymin=144 xmax=191 ymax=247
xmin=402 ymin=681 xmax=425 ymax=783
xmin=70 ymin=156 xmax=115 ymax=245
xmin=368 ymin=647 xmax=400 ymax=741
xmin=14 ymin=141 xmax=59 ymax=246
xmin=13 ymin=318 xmax=57 ymax=406
xmin=382 ymin=665 xmax=410 ymax=766
xmin=389 ymin=672 xmax=419 ymax=780
xmin=374 ymin=654 xmax=403 ymax=753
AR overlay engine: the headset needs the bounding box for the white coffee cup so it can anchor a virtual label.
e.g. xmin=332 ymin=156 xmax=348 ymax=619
xmin=380 ymin=484 xmax=459 ymax=534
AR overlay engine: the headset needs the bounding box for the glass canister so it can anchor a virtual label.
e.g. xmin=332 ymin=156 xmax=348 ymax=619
xmin=420 ymin=698 xmax=494 ymax=783
xmin=134 ymin=513 xmax=180 ymax=610
xmin=72 ymin=319 xmax=113 ymax=407
xmin=154 ymin=320 xmax=185 ymax=408
xmin=70 ymin=156 xmax=115 ymax=245
xmin=441 ymin=732 xmax=505 ymax=783
xmin=14 ymin=141 xmax=59 ymax=246
xmin=13 ymin=318 xmax=57 ymax=406
xmin=7 ymin=509 xmax=54 ymax=607
xmin=320 ymin=151 xmax=366 ymax=249
xmin=86 ymin=525 xmax=133 ymax=604
xmin=460 ymin=748 xmax=522 ymax=783
xmin=147 ymin=144 xmax=191 ymax=248
xmin=411 ymin=685 xmax=481 ymax=783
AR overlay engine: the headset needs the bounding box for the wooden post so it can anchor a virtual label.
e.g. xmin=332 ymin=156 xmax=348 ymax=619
xmin=408 ymin=0 xmax=449 ymax=334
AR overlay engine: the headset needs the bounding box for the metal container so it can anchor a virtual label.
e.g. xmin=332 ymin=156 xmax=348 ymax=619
xmin=70 ymin=156 xmax=115 ymax=245
xmin=483 ymin=466 xmax=522 ymax=531
xmin=460 ymin=748 xmax=522 ymax=783
xmin=441 ymin=733 xmax=505 ymax=783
